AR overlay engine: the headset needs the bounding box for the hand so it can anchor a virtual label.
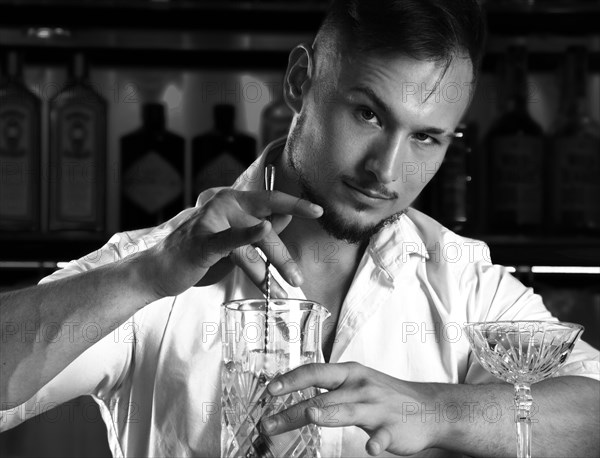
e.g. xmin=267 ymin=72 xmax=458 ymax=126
xmin=142 ymin=189 xmax=323 ymax=299
xmin=261 ymin=362 xmax=441 ymax=457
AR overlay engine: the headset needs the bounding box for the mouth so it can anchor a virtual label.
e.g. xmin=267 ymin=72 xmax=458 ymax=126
xmin=343 ymin=180 xmax=396 ymax=201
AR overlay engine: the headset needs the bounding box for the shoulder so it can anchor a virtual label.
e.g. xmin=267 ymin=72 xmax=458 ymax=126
xmin=40 ymin=207 xmax=198 ymax=284
xmin=405 ymin=207 xmax=492 ymax=270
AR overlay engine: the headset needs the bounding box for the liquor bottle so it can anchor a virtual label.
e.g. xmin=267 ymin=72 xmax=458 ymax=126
xmin=48 ymin=52 xmax=106 ymax=231
xmin=428 ymin=122 xmax=477 ymax=233
xmin=260 ymin=96 xmax=294 ymax=150
xmin=548 ymin=46 xmax=600 ymax=234
xmin=485 ymin=45 xmax=545 ymax=234
xmin=120 ymin=102 xmax=185 ymax=231
xmin=191 ymin=104 xmax=256 ymax=197
xmin=0 ymin=51 xmax=41 ymax=231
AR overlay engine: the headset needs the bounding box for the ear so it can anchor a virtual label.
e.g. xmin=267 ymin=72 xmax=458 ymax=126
xmin=284 ymin=43 xmax=314 ymax=114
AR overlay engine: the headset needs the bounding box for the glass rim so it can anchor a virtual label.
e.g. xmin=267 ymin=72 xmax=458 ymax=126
xmin=463 ymin=320 xmax=584 ymax=332
xmin=222 ymin=297 xmax=329 ymax=314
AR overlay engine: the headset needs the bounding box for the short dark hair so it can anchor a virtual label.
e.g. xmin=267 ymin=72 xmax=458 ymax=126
xmin=317 ymin=0 xmax=487 ymax=84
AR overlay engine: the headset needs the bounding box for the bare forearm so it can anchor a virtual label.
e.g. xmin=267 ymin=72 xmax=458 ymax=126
xmin=0 ymin=252 xmax=158 ymax=406
xmin=433 ymin=376 xmax=600 ymax=457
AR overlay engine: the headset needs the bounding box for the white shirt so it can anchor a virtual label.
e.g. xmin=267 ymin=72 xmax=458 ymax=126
xmin=2 ymin=139 xmax=599 ymax=458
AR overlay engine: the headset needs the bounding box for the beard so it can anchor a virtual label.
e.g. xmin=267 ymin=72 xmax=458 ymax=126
xmin=285 ymin=116 xmax=406 ymax=245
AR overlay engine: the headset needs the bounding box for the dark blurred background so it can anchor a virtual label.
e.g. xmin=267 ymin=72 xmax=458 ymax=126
xmin=1 ymin=0 xmax=599 ymax=456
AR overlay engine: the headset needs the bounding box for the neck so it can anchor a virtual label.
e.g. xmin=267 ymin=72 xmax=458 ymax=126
xmin=280 ymin=216 xmax=365 ymax=276
xmin=272 ymin=147 xmax=366 ymax=298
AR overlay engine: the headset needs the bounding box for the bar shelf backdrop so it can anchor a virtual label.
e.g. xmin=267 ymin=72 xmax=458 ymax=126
xmin=1 ymin=1 xmax=599 ymax=457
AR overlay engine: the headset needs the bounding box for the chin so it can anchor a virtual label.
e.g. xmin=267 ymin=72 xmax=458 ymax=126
xmin=316 ymin=202 xmax=381 ymax=245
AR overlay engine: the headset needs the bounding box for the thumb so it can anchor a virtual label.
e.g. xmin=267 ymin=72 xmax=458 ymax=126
xmin=366 ymin=427 xmax=392 ymax=456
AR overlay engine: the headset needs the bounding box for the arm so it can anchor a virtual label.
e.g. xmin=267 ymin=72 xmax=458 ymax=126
xmin=433 ymin=375 xmax=599 ymax=457
xmin=1 ymin=189 xmax=322 ymax=407
xmin=0 ymin=253 xmax=157 ymax=407
xmin=261 ymin=362 xmax=600 ymax=457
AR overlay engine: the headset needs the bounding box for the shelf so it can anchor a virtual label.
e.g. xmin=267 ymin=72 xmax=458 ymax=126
xmin=0 ymin=1 xmax=329 ymax=32
xmin=1 ymin=1 xmax=599 ymax=70
xmin=1 ymin=46 xmax=597 ymax=72
xmin=1 ymin=233 xmax=599 ymax=267
xmin=1 ymin=1 xmax=599 ymax=36
xmin=0 ymin=233 xmax=110 ymax=262
xmin=2 ymin=47 xmax=294 ymax=70
xmin=0 ymin=4 xmax=599 ymax=71
xmin=484 ymin=3 xmax=600 ymax=36
xmin=469 ymin=235 xmax=600 ymax=268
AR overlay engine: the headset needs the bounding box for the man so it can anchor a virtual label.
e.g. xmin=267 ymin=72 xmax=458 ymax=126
xmin=1 ymin=0 xmax=599 ymax=457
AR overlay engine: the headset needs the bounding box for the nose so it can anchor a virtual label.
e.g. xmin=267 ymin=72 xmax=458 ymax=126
xmin=364 ymin=134 xmax=405 ymax=184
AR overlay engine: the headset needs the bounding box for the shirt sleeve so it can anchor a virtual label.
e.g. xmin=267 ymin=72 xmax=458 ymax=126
xmin=39 ymin=209 xmax=193 ymax=284
xmin=0 ymin=208 xmax=194 ymax=432
xmin=461 ymin=247 xmax=600 ymax=384
xmin=0 ymin=318 xmax=137 ymax=432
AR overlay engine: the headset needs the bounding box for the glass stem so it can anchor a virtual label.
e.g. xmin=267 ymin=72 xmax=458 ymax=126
xmin=514 ymin=383 xmax=533 ymax=458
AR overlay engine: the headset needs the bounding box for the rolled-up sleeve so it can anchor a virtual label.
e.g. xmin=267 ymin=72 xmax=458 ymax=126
xmin=0 ymin=210 xmax=193 ymax=431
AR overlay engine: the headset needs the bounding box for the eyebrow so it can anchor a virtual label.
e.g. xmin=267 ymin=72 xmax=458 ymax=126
xmin=348 ymin=85 xmax=458 ymax=138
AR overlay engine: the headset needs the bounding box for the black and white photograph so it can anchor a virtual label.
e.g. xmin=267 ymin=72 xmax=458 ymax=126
xmin=1 ymin=1 xmax=599 ymax=457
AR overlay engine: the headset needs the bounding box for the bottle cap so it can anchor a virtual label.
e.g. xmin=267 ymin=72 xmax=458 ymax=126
xmin=505 ymin=45 xmax=529 ymax=107
xmin=70 ymin=52 xmax=89 ymax=81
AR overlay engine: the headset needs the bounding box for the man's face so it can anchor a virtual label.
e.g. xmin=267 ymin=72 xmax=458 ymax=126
xmin=284 ymin=48 xmax=473 ymax=244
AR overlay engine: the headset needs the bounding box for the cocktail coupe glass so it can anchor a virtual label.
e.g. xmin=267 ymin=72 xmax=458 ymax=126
xmin=221 ymin=298 xmax=330 ymax=458
xmin=463 ymin=320 xmax=584 ymax=458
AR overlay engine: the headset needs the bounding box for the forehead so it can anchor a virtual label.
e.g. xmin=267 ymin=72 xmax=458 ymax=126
xmin=328 ymin=51 xmax=474 ymax=120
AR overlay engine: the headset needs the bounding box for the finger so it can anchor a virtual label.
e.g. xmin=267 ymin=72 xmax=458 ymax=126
xmin=230 ymin=245 xmax=288 ymax=299
xmin=262 ymin=389 xmax=339 ymax=434
xmin=198 ymin=220 xmax=271 ymax=267
xmin=308 ymin=402 xmax=370 ymax=429
xmin=264 ymin=397 xmax=368 ymax=436
xmin=235 ymin=190 xmax=323 ymax=220
xmin=254 ymin=228 xmax=303 ymax=287
xmin=227 ymin=207 xmax=302 ymax=288
xmin=205 ymin=201 xmax=299 ymax=293
xmin=268 ymin=214 xmax=293 ymax=235
xmin=268 ymin=363 xmax=350 ymax=395
xmin=366 ymin=427 xmax=393 ymax=456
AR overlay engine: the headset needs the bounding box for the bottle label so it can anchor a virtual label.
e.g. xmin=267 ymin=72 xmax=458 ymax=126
xmin=123 ymin=151 xmax=183 ymax=214
xmin=553 ymin=136 xmax=600 ymax=226
xmin=194 ymin=151 xmax=246 ymax=196
xmin=491 ymin=136 xmax=543 ymax=225
xmin=0 ymin=105 xmax=33 ymax=219
xmin=56 ymin=105 xmax=97 ymax=219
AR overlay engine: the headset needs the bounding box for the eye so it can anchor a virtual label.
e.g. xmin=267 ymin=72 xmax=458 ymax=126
xmin=357 ymin=107 xmax=381 ymax=127
xmin=413 ymin=132 xmax=438 ymax=146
